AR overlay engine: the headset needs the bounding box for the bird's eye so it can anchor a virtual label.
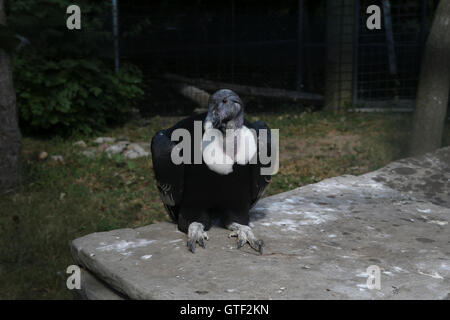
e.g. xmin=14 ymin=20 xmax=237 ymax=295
xmin=222 ymin=99 xmax=227 ymax=104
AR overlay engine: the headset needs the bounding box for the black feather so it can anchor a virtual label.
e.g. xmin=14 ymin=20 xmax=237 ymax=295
xmin=248 ymin=120 xmax=273 ymax=209
xmin=151 ymin=129 xmax=184 ymax=221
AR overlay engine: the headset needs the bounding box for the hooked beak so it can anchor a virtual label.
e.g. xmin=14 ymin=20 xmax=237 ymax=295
xmin=204 ymin=110 xmax=221 ymax=131
xmin=204 ymin=120 xmax=213 ymax=130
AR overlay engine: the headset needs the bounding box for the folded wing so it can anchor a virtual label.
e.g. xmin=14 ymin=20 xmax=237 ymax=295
xmin=151 ymin=130 xmax=184 ymax=222
xmin=249 ymin=120 xmax=274 ymax=209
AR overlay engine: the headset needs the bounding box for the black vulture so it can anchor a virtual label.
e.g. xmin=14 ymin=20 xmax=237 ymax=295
xmin=151 ymin=89 xmax=275 ymax=254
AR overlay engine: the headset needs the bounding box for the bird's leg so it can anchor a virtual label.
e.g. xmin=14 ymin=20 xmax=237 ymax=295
xmin=227 ymin=222 xmax=264 ymax=254
xmin=187 ymin=222 xmax=209 ymax=253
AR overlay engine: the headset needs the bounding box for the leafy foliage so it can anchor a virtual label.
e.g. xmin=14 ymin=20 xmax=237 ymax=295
xmin=6 ymin=0 xmax=144 ymax=136
xmin=14 ymin=53 xmax=144 ymax=135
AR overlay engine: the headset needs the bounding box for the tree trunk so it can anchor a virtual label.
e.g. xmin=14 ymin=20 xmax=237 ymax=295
xmin=409 ymin=0 xmax=450 ymax=156
xmin=0 ymin=0 xmax=22 ymax=193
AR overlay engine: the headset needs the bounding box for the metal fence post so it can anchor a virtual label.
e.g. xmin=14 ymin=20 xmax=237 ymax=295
xmin=297 ymin=0 xmax=304 ymax=92
xmin=352 ymin=0 xmax=359 ymax=107
xmin=112 ymin=0 xmax=120 ymax=73
xmin=231 ymin=0 xmax=235 ymax=84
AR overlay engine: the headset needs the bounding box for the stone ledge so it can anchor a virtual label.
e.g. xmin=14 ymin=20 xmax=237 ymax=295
xmin=72 ymin=268 xmax=125 ymax=300
xmin=71 ymin=147 xmax=450 ymax=299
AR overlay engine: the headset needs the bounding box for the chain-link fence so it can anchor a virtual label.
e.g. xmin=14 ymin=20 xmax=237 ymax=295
xmin=355 ymin=0 xmax=434 ymax=110
xmin=117 ymin=0 xmax=435 ymax=115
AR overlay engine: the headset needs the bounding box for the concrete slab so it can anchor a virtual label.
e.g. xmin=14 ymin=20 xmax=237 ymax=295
xmin=71 ymin=147 xmax=450 ymax=299
xmin=365 ymin=146 xmax=450 ymax=208
xmin=72 ymin=268 xmax=125 ymax=300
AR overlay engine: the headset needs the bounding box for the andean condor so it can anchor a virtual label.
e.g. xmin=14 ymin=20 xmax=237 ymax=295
xmin=151 ymin=89 xmax=276 ymax=254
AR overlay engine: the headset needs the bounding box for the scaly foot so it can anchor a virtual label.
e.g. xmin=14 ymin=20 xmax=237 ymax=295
xmin=227 ymin=222 xmax=264 ymax=254
xmin=187 ymin=222 xmax=209 ymax=253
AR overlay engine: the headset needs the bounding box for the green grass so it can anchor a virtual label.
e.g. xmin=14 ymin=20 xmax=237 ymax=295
xmin=0 ymin=111 xmax=449 ymax=299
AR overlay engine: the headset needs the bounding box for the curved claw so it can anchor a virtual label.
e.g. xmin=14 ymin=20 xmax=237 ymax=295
xmin=247 ymin=239 xmax=264 ymax=255
xmin=199 ymin=237 xmax=206 ymax=249
xmin=187 ymin=240 xmax=196 ymax=253
xmin=254 ymin=239 xmax=264 ymax=255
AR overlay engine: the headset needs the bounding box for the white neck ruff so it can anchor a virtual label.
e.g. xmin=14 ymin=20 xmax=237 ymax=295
xmin=202 ymin=126 xmax=257 ymax=175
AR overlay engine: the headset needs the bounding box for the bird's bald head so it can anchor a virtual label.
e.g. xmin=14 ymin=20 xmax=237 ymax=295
xmin=204 ymin=89 xmax=244 ymax=132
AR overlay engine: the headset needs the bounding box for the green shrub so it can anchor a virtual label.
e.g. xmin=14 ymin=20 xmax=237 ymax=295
xmin=14 ymin=53 xmax=144 ymax=136
xmin=7 ymin=0 xmax=144 ymax=136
